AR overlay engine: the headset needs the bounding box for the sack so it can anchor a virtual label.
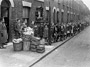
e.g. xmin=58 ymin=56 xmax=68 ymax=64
xmin=13 ymin=38 xmax=22 ymax=43
xmin=40 ymin=39 xmax=45 ymax=45
xmin=67 ymin=31 xmax=70 ymax=33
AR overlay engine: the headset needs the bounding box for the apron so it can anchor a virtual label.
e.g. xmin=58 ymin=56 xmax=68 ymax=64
xmin=0 ymin=23 xmax=8 ymax=43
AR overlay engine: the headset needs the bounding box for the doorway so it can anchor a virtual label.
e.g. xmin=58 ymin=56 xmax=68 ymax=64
xmin=1 ymin=0 xmax=11 ymax=41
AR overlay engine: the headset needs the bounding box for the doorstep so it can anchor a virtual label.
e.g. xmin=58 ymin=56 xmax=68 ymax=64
xmin=0 ymin=37 xmax=72 ymax=67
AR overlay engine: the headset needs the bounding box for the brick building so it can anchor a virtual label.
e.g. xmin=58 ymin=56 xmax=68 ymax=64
xmin=0 ymin=0 xmax=89 ymax=40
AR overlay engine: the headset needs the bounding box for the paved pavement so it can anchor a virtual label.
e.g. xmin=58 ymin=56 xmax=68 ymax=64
xmin=0 ymin=26 xmax=89 ymax=67
xmin=0 ymin=33 xmax=72 ymax=67
xmin=32 ymin=26 xmax=90 ymax=67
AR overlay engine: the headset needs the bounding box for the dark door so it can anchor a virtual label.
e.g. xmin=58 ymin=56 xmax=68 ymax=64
xmin=1 ymin=0 xmax=10 ymax=41
xmin=4 ymin=17 xmax=9 ymax=35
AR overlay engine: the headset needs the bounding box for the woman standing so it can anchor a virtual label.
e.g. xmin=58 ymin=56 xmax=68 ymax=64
xmin=0 ymin=17 xmax=8 ymax=48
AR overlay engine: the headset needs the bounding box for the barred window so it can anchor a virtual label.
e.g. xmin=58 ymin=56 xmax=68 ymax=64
xmin=35 ymin=6 xmax=43 ymax=21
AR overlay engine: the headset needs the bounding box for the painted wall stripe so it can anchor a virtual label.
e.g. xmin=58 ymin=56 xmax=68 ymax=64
xmin=22 ymin=1 xmax=32 ymax=7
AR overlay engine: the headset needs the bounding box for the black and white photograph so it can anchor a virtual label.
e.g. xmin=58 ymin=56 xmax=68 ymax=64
xmin=0 ymin=0 xmax=90 ymax=67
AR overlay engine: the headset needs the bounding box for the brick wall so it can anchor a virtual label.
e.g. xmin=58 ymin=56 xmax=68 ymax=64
xmin=0 ymin=0 xmax=89 ymax=40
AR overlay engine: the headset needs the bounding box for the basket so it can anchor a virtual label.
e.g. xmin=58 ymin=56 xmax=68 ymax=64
xmin=13 ymin=42 xmax=23 ymax=51
xmin=30 ymin=44 xmax=37 ymax=48
xmin=30 ymin=44 xmax=37 ymax=52
xmin=30 ymin=36 xmax=40 ymax=46
xmin=36 ymin=47 xmax=45 ymax=53
xmin=23 ymin=41 xmax=30 ymax=51
xmin=36 ymin=44 xmax=45 ymax=53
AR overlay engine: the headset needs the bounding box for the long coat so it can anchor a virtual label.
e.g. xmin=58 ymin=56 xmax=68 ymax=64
xmin=0 ymin=22 xmax=8 ymax=44
xmin=38 ymin=25 xmax=44 ymax=38
xmin=43 ymin=26 xmax=48 ymax=38
xmin=14 ymin=22 xmax=22 ymax=38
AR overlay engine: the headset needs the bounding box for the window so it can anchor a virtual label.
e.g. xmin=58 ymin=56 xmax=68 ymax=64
xmin=61 ymin=12 xmax=63 ymax=23
xmin=78 ymin=15 xmax=80 ymax=20
xmin=23 ymin=7 xmax=30 ymax=26
xmin=35 ymin=6 xmax=43 ymax=21
xmin=57 ymin=11 xmax=59 ymax=23
xmin=53 ymin=9 xmax=55 ymax=24
xmin=67 ymin=13 xmax=69 ymax=23
xmin=46 ymin=10 xmax=49 ymax=22
xmin=63 ymin=5 xmax=65 ymax=9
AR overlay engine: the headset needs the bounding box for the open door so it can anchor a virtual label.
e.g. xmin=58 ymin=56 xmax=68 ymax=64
xmin=1 ymin=0 xmax=11 ymax=41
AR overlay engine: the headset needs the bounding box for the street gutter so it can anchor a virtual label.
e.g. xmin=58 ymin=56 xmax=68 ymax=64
xmin=29 ymin=27 xmax=89 ymax=67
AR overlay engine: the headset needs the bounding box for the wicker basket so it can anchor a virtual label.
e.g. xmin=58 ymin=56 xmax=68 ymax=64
xmin=23 ymin=41 xmax=30 ymax=51
xmin=30 ymin=44 xmax=37 ymax=52
xmin=36 ymin=44 xmax=45 ymax=53
xmin=13 ymin=42 xmax=23 ymax=51
xmin=36 ymin=47 xmax=45 ymax=53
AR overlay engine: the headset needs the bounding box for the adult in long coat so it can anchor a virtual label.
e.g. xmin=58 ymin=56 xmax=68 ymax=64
xmin=38 ymin=23 xmax=44 ymax=39
xmin=0 ymin=18 xmax=8 ymax=48
xmin=14 ymin=19 xmax=22 ymax=38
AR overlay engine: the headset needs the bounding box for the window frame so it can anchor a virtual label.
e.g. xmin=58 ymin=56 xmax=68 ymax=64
xmin=22 ymin=6 xmax=30 ymax=26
